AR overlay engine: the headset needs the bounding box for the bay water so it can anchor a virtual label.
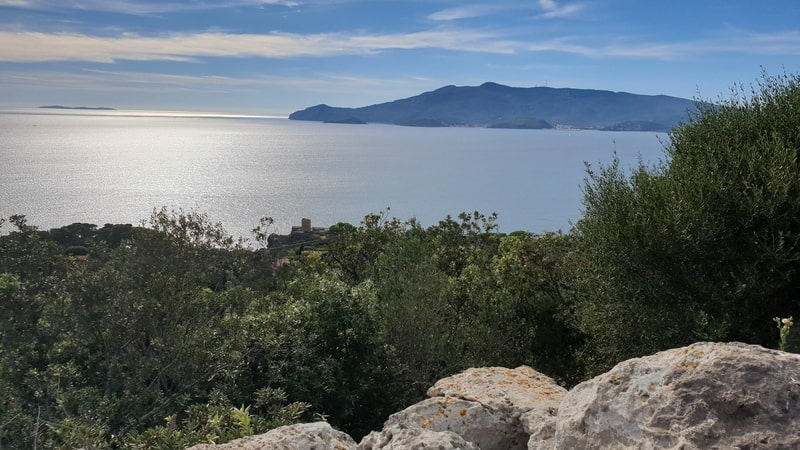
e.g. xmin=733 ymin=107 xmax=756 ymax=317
xmin=0 ymin=110 xmax=668 ymax=239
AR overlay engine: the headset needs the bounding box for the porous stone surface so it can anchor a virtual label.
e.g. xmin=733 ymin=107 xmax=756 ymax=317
xmin=429 ymin=366 xmax=566 ymax=450
xmin=374 ymin=395 xmax=518 ymax=449
xmin=553 ymin=342 xmax=800 ymax=449
xmin=187 ymin=343 xmax=800 ymax=450
xmin=358 ymin=423 xmax=479 ymax=450
xmin=523 ymin=406 xmax=559 ymax=450
xmin=186 ymin=421 xmax=356 ymax=450
xmin=359 ymin=366 xmax=567 ymax=450
xmin=426 ymin=366 xmax=567 ymax=419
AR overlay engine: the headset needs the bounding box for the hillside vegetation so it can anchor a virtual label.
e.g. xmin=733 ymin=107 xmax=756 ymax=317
xmin=2 ymin=72 xmax=799 ymax=449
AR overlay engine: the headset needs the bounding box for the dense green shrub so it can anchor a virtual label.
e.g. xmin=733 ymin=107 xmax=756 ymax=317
xmin=328 ymin=212 xmax=582 ymax=388
xmin=0 ymin=211 xmax=305 ymax=449
xmin=569 ymin=72 xmax=800 ymax=375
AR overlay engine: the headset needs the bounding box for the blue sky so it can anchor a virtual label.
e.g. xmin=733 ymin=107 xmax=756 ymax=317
xmin=1 ymin=0 xmax=799 ymax=115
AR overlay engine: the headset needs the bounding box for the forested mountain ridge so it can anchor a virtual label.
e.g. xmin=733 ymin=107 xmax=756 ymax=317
xmin=289 ymin=82 xmax=698 ymax=131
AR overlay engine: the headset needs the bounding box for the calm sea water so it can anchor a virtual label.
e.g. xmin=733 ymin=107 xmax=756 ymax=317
xmin=0 ymin=109 xmax=668 ymax=239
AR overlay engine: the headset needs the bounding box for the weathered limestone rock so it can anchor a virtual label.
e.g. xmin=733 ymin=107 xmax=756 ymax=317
xmin=428 ymin=366 xmax=566 ymax=450
xmin=522 ymin=406 xmax=559 ymax=450
xmin=358 ymin=423 xmax=479 ymax=450
xmin=359 ymin=366 xmax=567 ymax=450
xmin=554 ymin=342 xmax=800 ymax=449
xmin=368 ymin=395 xmax=518 ymax=449
xmin=187 ymin=343 xmax=800 ymax=450
xmin=427 ymin=366 xmax=566 ymax=419
xmin=186 ymin=421 xmax=356 ymax=450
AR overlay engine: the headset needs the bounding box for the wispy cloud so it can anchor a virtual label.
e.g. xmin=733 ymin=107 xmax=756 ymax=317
xmin=742 ymin=30 xmax=800 ymax=55
xmin=0 ymin=29 xmax=517 ymax=63
xmin=524 ymin=37 xmax=694 ymax=60
xmin=2 ymin=69 xmax=245 ymax=94
xmin=427 ymin=4 xmax=504 ymax=21
xmin=525 ymin=29 xmax=800 ymax=59
xmin=429 ymin=2 xmax=577 ymax=22
xmin=2 ymin=26 xmax=799 ymax=65
xmin=0 ymin=0 xmax=299 ymax=15
xmin=537 ymin=0 xmax=584 ymax=19
xmin=0 ymin=0 xmax=36 ymax=6
xmin=1 ymin=68 xmax=438 ymax=99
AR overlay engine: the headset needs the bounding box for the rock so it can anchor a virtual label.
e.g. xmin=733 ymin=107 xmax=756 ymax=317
xmin=428 ymin=366 xmax=566 ymax=450
xmin=358 ymin=423 xmax=479 ymax=450
xmin=523 ymin=407 xmax=559 ymax=450
xmin=371 ymin=396 xmax=519 ymax=449
xmin=187 ymin=344 xmax=800 ymax=450
xmin=553 ymin=342 xmax=800 ymax=449
xmin=186 ymin=421 xmax=356 ymax=450
xmin=359 ymin=366 xmax=567 ymax=450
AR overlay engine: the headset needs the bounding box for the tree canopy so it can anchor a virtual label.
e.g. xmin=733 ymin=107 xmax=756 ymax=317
xmin=569 ymin=72 xmax=800 ymax=374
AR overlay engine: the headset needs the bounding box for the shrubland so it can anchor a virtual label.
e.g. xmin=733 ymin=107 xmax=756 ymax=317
xmin=1 ymin=72 xmax=799 ymax=448
xmin=570 ymin=71 xmax=800 ymax=374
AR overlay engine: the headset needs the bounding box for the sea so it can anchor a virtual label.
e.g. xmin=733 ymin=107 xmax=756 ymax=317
xmin=0 ymin=108 xmax=669 ymax=240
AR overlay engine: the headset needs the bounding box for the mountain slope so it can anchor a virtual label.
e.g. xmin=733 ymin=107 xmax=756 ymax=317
xmin=289 ymin=82 xmax=698 ymax=131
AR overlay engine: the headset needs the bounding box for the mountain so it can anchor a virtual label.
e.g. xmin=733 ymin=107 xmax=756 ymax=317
xmin=289 ymin=82 xmax=698 ymax=131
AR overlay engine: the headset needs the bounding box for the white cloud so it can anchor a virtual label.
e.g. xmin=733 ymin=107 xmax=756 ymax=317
xmin=0 ymin=0 xmax=299 ymax=15
xmin=524 ymin=37 xmax=687 ymax=59
xmin=538 ymin=0 xmax=557 ymax=10
xmin=524 ymin=30 xmax=800 ymax=59
xmin=0 ymin=29 xmax=517 ymax=63
xmin=0 ymin=0 xmax=36 ymax=6
xmin=537 ymin=0 xmax=584 ymax=19
xmin=427 ymin=4 xmax=502 ymax=21
xmin=742 ymin=30 xmax=800 ymax=55
xmin=0 ymin=67 xmax=439 ymax=100
xmin=2 ymin=69 xmax=242 ymax=94
xmin=2 ymin=24 xmax=799 ymax=65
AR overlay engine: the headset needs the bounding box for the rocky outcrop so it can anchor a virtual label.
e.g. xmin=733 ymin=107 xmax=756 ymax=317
xmin=553 ymin=342 xmax=800 ymax=449
xmin=186 ymin=342 xmax=800 ymax=450
xmin=186 ymin=421 xmax=356 ymax=450
xmin=358 ymin=424 xmax=479 ymax=450
xmin=359 ymin=366 xmax=566 ymax=450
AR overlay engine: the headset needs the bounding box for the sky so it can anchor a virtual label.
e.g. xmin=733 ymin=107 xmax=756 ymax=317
xmin=1 ymin=0 xmax=799 ymax=116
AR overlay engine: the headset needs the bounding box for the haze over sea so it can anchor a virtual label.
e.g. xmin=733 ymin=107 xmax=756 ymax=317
xmin=0 ymin=109 xmax=667 ymax=239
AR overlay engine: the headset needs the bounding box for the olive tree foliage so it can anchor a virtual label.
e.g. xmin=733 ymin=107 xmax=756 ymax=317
xmin=0 ymin=210 xmax=304 ymax=449
xmin=489 ymin=232 xmax=583 ymax=384
xmin=145 ymin=207 xmax=244 ymax=250
xmin=569 ymin=72 xmax=800 ymax=375
xmin=324 ymin=209 xmax=409 ymax=283
xmin=0 ymin=216 xmax=72 ymax=448
xmin=234 ymin=260 xmax=412 ymax=441
xmin=327 ymin=210 xmax=582 ymax=389
xmin=0 ymin=205 xmax=585 ymax=446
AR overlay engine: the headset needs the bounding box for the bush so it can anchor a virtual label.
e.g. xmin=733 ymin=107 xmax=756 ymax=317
xmin=569 ymin=72 xmax=800 ymax=375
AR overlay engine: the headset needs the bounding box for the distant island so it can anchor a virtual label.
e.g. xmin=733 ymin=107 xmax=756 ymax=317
xmin=324 ymin=116 xmax=366 ymax=124
xmin=40 ymin=105 xmax=116 ymax=111
xmin=289 ymin=82 xmax=699 ymax=131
